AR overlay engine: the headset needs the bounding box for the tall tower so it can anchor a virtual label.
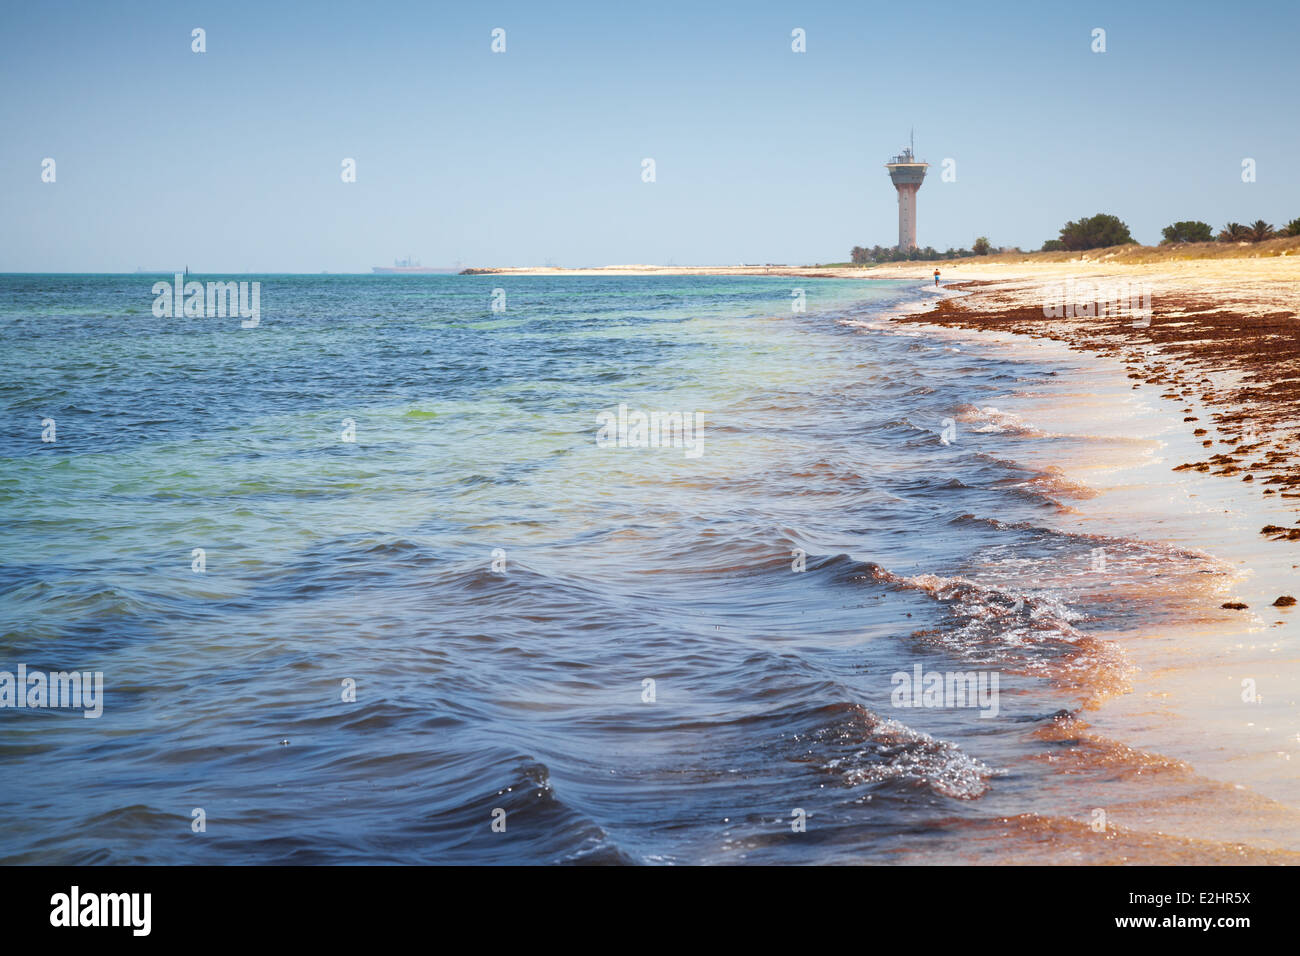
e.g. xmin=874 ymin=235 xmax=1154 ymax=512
xmin=885 ymin=132 xmax=928 ymax=250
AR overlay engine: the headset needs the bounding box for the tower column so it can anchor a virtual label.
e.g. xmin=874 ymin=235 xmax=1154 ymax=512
xmin=896 ymin=182 xmax=920 ymax=249
xmin=884 ymin=140 xmax=928 ymax=251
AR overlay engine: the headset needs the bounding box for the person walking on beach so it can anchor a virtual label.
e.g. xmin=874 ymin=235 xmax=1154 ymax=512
xmin=933 ymin=268 xmax=941 ymax=287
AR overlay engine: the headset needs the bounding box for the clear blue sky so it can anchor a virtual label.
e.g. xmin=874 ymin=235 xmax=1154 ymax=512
xmin=2 ymin=0 xmax=1296 ymax=271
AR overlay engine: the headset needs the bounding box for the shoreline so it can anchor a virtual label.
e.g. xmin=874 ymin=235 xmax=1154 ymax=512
xmin=868 ymin=270 xmax=1300 ymax=856
xmin=890 ymin=261 xmax=1300 ymax=519
xmin=472 ymin=253 xmax=1300 ymax=522
xmin=459 ymin=236 xmax=1299 ymax=280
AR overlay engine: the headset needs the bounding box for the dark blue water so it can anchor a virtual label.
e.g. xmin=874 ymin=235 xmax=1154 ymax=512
xmin=0 ymin=274 xmax=1225 ymax=863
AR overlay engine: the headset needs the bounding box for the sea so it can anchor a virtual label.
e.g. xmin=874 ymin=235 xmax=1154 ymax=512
xmin=1 ymin=273 xmax=1296 ymax=864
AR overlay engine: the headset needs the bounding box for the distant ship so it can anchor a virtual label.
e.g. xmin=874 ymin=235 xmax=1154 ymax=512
xmin=372 ymin=256 xmax=441 ymax=274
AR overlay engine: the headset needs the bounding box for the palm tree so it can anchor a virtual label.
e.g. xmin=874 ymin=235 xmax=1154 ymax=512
xmin=1218 ymin=222 xmax=1251 ymax=242
xmin=1278 ymin=217 xmax=1300 ymax=238
xmin=1247 ymin=219 xmax=1276 ymax=242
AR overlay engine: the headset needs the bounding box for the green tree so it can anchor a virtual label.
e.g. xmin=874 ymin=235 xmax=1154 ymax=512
xmin=1218 ymin=222 xmax=1251 ymax=242
xmin=1160 ymin=221 xmax=1213 ymax=244
xmin=1247 ymin=219 xmax=1275 ymax=242
xmin=972 ymin=236 xmax=992 ymax=255
xmin=1058 ymin=213 xmax=1136 ymax=250
xmin=1280 ymin=217 xmax=1300 ymax=238
xmin=1041 ymin=239 xmax=1066 ymax=252
xmin=850 ymin=246 xmax=869 ymax=264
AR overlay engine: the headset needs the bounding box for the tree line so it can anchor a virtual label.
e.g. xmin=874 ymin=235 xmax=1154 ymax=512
xmin=850 ymin=214 xmax=1300 ymax=261
xmin=1040 ymin=213 xmax=1300 ymax=251
xmin=850 ymin=236 xmax=997 ymax=264
xmin=1165 ymin=219 xmax=1300 ymax=244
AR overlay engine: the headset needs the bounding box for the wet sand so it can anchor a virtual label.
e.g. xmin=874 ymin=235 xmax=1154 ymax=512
xmin=875 ymin=257 xmax=1300 ymax=862
xmin=886 ymin=255 xmax=1300 ymax=523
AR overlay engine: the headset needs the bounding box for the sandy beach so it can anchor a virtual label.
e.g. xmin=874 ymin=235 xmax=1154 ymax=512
xmin=870 ymin=250 xmax=1300 ymax=859
xmin=881 ymin=246 xmax=1300 ymax=517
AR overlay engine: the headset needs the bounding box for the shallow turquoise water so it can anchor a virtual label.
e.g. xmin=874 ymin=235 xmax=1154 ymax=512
xmin=0 ymin=274 xmax=1212 ymax=863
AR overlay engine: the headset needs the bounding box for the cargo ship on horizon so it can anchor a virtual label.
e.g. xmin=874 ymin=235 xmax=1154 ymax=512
xmin=372 ymin=257 xmax=447 ymax=274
